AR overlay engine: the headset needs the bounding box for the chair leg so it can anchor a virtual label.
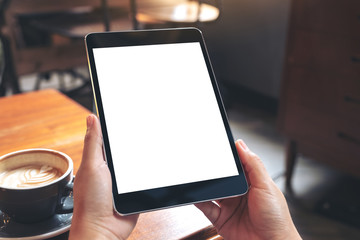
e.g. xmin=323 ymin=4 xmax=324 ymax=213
xmin=129 ymin=0 xmax=139 ymax=30
xmin=61 ymin=69 xmax=91 ymax=97
xmin=0 ymin=35 xmax=21 ymax=94
xmin=0 ymin=58 xmax=5 ymax=96
xmin=285 ymin=140 xmax=297 ymax=195
xmin=34 ymin=72 xmax=51 ymax=90
xmin=0 ymin=74 xmax=5 ymax=96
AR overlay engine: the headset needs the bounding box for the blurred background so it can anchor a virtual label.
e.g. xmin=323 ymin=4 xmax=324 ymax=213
xmin=0 ymin=0 xmax=359 ymax=239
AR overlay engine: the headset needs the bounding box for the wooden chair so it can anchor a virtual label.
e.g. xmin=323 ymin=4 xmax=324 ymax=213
xmin=134 ymin=0 xmax=221 ymax=29
xmin=0 ymin=0 xmax=134 ymax=96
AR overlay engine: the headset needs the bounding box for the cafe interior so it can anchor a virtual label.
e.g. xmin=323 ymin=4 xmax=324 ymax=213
xmin=0 ymin=0 xmax=360 ymax=239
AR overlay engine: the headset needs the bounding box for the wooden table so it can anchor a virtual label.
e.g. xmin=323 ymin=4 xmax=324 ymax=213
xmin=0 ymin=89 xmax=89 ymax=174
xmin=0 ymin=89 xmax=221 ymax=240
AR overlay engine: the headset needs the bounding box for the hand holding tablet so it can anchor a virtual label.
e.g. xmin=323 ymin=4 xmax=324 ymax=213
xmin=84 ymin=28 xmax=248 ymax=215
xmin=70 ymin=114 xmax=302 ymax=240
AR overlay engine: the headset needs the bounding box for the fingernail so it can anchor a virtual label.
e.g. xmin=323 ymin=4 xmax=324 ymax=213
xmin=238 ymin=139 xmax=249 ymax=151
xmin=86 ymin=115 xmax=94 ymax=129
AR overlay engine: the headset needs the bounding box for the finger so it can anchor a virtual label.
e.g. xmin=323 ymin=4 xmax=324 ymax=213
xmin=195 ymin=201 xmax=221 ymax=225
xmin=81 ymin=114 xmax=104 ymax=168
xmin=235 ymin=140 xmax=272 ymax=189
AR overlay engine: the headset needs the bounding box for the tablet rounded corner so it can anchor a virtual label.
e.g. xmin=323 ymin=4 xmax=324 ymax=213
xmin=188 ymin=27 xmax=203 ymax=36
xmin=84 ymin=32 xmax=96 ymax=42
xmin=113 ymin=200 xmax=128 ymax=217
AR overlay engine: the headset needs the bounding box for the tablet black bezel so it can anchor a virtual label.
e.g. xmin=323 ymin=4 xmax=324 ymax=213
xmin=85 ymin=28 xmax=248 ymax=215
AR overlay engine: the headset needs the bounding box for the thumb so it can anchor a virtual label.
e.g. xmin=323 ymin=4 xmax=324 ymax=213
xmin=81 ymin=114 xmax=105 ymax=169
xmin=235 ymin=140 xmax=272 ymax=189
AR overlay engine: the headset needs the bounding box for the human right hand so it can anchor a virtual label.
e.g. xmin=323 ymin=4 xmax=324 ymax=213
xmin=196 ymin=140 xmax=302 ymax=240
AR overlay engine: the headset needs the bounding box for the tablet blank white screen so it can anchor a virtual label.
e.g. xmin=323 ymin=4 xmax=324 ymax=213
xmin=93 ymin=42 xmax=239 ymax=194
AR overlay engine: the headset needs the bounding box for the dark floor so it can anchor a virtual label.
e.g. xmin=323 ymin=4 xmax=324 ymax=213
xmin=19 ymin=72 xmax=360 ymax=239
xmin=227 ymin=102 xmax=360 ymax=240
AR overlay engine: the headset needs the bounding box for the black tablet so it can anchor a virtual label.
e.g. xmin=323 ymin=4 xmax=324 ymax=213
xmin=85 ymin=28 xmax=248 ymax=215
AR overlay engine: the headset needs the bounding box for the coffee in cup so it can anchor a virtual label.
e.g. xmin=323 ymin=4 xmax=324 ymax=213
xmin=0 ymin=149 xmax=73 ymax=223
xmin=0 ymin=164 xmax=64 ymax=189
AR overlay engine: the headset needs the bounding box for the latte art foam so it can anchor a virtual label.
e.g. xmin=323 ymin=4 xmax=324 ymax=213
xmin=0 ymin=165 xmax=63 ymax=188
